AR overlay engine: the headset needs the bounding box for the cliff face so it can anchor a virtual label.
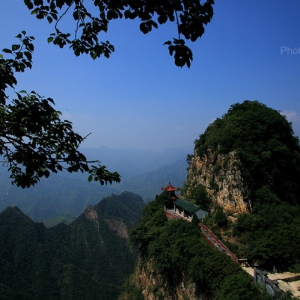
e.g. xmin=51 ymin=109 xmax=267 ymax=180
xmin=120 ymin=260 xmax=202 ymax=300
xmin=185 ymin=150 xmax=249 ymax=213
xmin=105 ymin=219 xmax=129 ymax=239
xmin=83 ymin=205 xmax=99 ymax=221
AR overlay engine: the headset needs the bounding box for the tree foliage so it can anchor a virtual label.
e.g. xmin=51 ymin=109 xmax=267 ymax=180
xmin=189 ymin=183 xmax=210 ymax=209
xmin=215 ymin=206 xmax=227 ymax=228
xmin=24 ymin=0 xmax=214 ymax=68
xmin=1 ymin=0 xmax=215 ymax=187
xmin=233 ymin=187 xmax=300 ymax=270
xmin=0 ymin=32 xmax=120 ymax=187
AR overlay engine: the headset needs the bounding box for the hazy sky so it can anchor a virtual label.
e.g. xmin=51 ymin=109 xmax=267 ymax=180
xmin=2 ymin=1 xmax=300 ymax=151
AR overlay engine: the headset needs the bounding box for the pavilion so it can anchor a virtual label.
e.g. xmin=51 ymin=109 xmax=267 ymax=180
xmin=161 ymin=183 xmax=208 ymax=221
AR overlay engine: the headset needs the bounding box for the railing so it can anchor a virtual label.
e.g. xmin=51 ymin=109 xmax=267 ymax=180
xmin=164 ymin=210 xmax=178 ymax=219
xmin=165 ymin=210 xmax=239 ymax=264
xmin=199 ymin=223 xmax=239 ymax=264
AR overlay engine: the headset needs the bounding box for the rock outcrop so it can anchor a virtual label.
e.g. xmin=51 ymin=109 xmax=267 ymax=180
xmin=83 ymin=204 xmax=99 ymax=220
xmin=185 ymin=150 xmax=250 ymax=213
xmin=105 ymin=219 xmax=129 ymax=239
xmin=120 ymin=260 xmax=202 ymax=300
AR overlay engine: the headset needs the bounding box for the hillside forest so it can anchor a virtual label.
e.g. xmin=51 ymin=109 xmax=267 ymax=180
xmin=0 ymin=192 xmax=145 ymax=300
xmin=124 ymin=192 xmax=293 ymax=300
xmin=183 ymin=101 xmax=300 ymax=272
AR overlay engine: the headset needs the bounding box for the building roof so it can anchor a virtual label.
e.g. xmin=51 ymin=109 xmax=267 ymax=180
xmin=161 ymin=182 xmax=177 ymax=192
xmin=174 ymin=199 xmax=200 ymax=214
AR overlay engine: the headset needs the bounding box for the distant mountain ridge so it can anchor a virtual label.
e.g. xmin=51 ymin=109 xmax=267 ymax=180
xmin=0 ymin=147 xmax=188 ymax=221
xmin=124 ymin=159 xmax=188 ymax=202
xmin=0 ymin=191 xmax=145 ymax=300
xmin=80 ymin=146 xmax=190 ymax=178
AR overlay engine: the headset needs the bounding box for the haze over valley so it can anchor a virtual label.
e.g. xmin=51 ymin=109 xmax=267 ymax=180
xmin=0 ymin=146 xmax=189 ymax=222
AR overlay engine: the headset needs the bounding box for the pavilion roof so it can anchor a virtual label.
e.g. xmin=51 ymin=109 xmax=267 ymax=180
xmin=161 ymin=182 xmax=177 ymax=192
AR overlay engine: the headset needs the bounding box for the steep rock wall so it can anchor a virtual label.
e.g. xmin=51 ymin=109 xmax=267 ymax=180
xmin=105 ymin=219 xmax=129 ymax=239
xmin=185 ymin=150 xmax=249 ymax=213
xmin=120 ymin=260 xmax=202 ymax=300
xmin=83 ymin=205 xmax=99 ymax=220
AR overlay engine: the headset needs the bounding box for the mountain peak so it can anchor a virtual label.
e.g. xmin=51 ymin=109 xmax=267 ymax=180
xmin=183 ymin=100 xmax=300 ymax=212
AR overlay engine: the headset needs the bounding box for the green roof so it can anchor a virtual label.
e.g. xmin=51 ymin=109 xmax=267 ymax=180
xmin=174 ymin=199 xmax=200 ymax=214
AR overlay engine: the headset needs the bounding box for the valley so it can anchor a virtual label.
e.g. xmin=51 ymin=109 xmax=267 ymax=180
xmin=0 ymin=147 xmax=188 ymax=222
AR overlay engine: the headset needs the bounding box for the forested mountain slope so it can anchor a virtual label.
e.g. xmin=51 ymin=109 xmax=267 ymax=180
xmin=182 ymin=100 xmax=300 ymax=271
xmin=0 ymin=192 xmax=145 ymax=300
xmin=122 ymin=192 xmax=279 ymax=300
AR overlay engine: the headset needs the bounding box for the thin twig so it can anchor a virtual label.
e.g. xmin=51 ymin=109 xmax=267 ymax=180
xmin=175 ymin=11 xmax=181 ymax=40
xmin=55 ymin=0 xmax=75 ymax=31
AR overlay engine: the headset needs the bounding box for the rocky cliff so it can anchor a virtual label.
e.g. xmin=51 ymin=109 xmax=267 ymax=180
xmin=184 ymin=149 xmax=250 ymax=213
xmin=120 ymin=260 xmax=201 ymax=300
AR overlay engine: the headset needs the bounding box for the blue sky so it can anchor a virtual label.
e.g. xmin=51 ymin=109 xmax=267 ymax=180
xmin=1 ymin=1 xmax=300 ymax=151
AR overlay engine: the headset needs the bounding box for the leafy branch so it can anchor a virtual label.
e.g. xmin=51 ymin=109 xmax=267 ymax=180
xmin=0 ymin=32 xmax=120 ymax=188
xmin=24 ymin=0 xmax=214 ymax=67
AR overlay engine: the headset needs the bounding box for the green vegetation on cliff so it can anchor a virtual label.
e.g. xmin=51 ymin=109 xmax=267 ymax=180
xmin=194 ymin=100 xmax=300 ymax=205
xmin=126 ymin=192 xmax=277 ymax=300
xmin=233 ymin=187 xmax=300 ymax=271
xmin=188 ymin=101 xmax=300 ymax=271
